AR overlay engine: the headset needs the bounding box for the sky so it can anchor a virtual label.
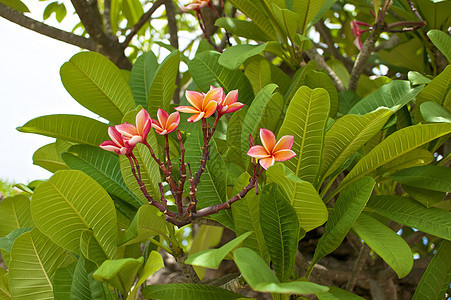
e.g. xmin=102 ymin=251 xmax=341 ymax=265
xmin=1 ymin=4 xmax=98 ymax=183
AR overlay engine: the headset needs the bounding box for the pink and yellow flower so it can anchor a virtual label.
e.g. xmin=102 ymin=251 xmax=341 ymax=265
xmin=216 ymin=88 xmax=244 ymax=116
xmin=247 ymin=128 xmax=296 ymax=170
xmin=115 ymin=108 xmax=152 ymax=146
xmin=100 ymin=127 xmax=133 ymax=155
xmin=151 ymin=108 xmax=180 ymax=135
xmin=175 ymin=88 xmax=222 ymax=122
xmin=180 ymin=0 xmax=211 ymax=12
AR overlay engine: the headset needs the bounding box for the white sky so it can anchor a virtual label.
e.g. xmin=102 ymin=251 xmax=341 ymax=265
xmin=0 ymin=3 xmax=97 ymax=183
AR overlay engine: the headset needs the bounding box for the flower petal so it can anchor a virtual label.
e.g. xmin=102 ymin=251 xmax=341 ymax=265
xmin=136 ymin=109 xmax=151 ymax=136
xmin=259 ymin=156 xmax=275 ymax=170
xmin=108 ymin=126 xmax=125 ymax=147
xmin=174 ymin=106 xmax=201 ymax=114
xmin=167 ymin=111 xmax=180 ymax=127
xmin=203 ymin=87 xmax=223 ymax=107
xmin=223 ymin=89 xmax=238 ymax=106
xmin=273 ymin=135 xmax=294 ymax=153
xmin=204 ymin=100 xmax=218 ymax=118
xmin=188 ymin=112 xmax=205 ymax=122
xmin=185 ymin=90 xmax=204 ymax=110
xmin=151 ymin=119 xmax=164 ymax=132
xmin=224 ymin=102 xmax=244 ymax=114
xmin=247 ymin=145 xmax=270 ymax=158
xmin=273 ymin=149 xmax=296 ymax=161
xmin=157 ymin=108 xmax=169 ymax=128
xmin=116 ymin=123 xmax=138 ymax=138
xmin=260 ymin=128 xmax=276 ymax=153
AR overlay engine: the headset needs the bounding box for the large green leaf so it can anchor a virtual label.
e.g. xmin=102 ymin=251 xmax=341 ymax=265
xmin=240 ymin=84 xmax=279 ymax=168
xmin=129 ymin=51 xmax=159 ymax=108
xmin=320 ymin=108 xmax=393 ymax=181
xmin=352 ymin=214 xmax=413 ymax=278
xmin=185 ymin=232 xmax=252 ymax=269
xmin=31 ymin=170 xmax=118 ymax=259
xmin=427 ymin=29 xmax=451 ymax=62
xmin=215 ymin=17 xmax=270 ymax=42
xmin=0 ymin=266 xmax=9 ymax=299
xmin=9 ymin=229 xmax=76 ymax=300
xmin=390 ymin=165 xmax=451 ymax=192
xmin=267 ymin=164 xmax=327 ymax=232
xmin=278 ymin=86 xmax=330 ymax=184
xmin=412 ymin=240 xmax=451 ymax=300
xmin=402 ymin=185 xmax=445 ymax=208
xmin=379 ymin=38 xmax=425 ymax=73
xmin=260 ymin=183 xmax=299 ymax=282
xmin=420 ymin=101 xmax=451 ymax=123
xmin=60 ymin=51 xmax=135 ymax=124
xmin=219 ymin=44 xmax=268 ymax=69
xmin=231 ymin=173 xmax=270 ymax=263
xmin=33 ymin=142 xmax=69 ymax=173
xmin=226 ymin=109 xmax=247 ymax=167
xmin=233 ymin=248 xmax=328 ymax=295
xmin=52 ymin=262 xmax=76 ymax=300
xmin=227 ymin=0 xmax=277 ymax=40
xmin=348 ymin=80 xmax=422 ymax=115
xmin=304 ymin=69 xmax=338 ymax=117
xmin=17 ymin=114 xmax=109 ymax=146
xmin=93 ymin=257 xmax=144 ymax=293
xmin=272 ymin=5 xmax=300 ymax=44
xmin=147 ymin=51 xmax=180 ymax=116
xmin=0 ymin=227 xmax=33 ymax=252
xmin=366 ymin=196 xmax=451 ymax=240
xmin=293 ymin=0 xmax=325 ymax=33
xmin=0 ymin=195 xmax=33 ymax=237
xmin=244 ymin=56 xmax=272 ymax=95
xmin=338 ymin=123 xmax=451 ymax=193
xmin=316 ymin=286 xmax=365 ymax=300
xmin=80 ymin=229 xmax=108 ymax=267
xmin=185 ymin=130 xmax=233 ymax=229
xmin=0 ymin=0 xmax=29 ymax=12
xmin=62 ymin=144 xmax=141 ymax=209
xmin=308 ymin=177 xmax=375 ymax=275
xmin=374 ymin=148 xmax=434 ymax=178
xmin=142 ymin=283 xmax=243 ymax=300
xmin=187 ymin=51 xmax=254 ymax=106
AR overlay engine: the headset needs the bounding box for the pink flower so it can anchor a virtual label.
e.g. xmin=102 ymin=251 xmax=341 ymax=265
xmin=175 ymin=88 xmax=221 ymax=122
xmin=151 ymin=108 xmax=180 ymax=135
xmin=180 ymin=0 xmax=211 ymax=12
xmin=100 ymin=127 xmax=133 ymax=155
xmin=115 ymin=108 xmax=152 ymax=146
xmin=247 ymin=128 xmax=296 ymax=170
xmin=350 ymin=20 xmax=371 ymax=50
xmin=216 ymin=87 xmax=244 ymax=116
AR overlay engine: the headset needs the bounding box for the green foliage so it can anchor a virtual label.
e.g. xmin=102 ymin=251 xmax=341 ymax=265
xmin=142 ymin=283 xmax=244 ymax=300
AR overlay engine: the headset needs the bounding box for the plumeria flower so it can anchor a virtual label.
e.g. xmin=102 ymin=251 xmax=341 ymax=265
xmin=215 ymin=87 xmax=244 ymax=117
xmin=247 ymin=128 xmax=296 ymax=170
xmin=115 ymin=108 xmax=152 ymax=146
xmin=180 ymin=0 xmax=211 ymax=12
xmin=151 ymin=108 xmax=180 ymax=135
xmin=175 ymin=88 xmax=222 ymax=122
xmin=100 ymin=127 xmax=133 ymax=155
xmin=350 ymin=20 xmax=371 ymax=50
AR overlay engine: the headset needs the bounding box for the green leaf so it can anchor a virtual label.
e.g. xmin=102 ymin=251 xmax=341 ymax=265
xmin=338 ymin=123 xmax=451 ymax=192
xmin=231 ymin=173 xmax=270 ymax=263
xmin=147 ymin=51 xmax=180 ymax=115
xmin=278 ymin=86 xmax=330 ymax=184
xmin=188 ymin=51 xmax=254 ymax=106
xmin=135 ymin=251 xmax=164 ymax=287
xmin=284 ymin=60 xmax=317 ymax=101
xmin=60 ymin=52 xmax=135 ymax=124
xmin=143 ymin=283 xmax=243 ymax=300
xmin=53 ymin=262 xmax=76 ymax=300
xmin=267 ymin=164 xmax=328 ymax=232
xmin=226 ymin=109 xmax=247 ymax=167
xmin=316 ymin=286 xmax=366 ymax=300
xmin=367 ymin=195 xmax=451 ymax=240
xmin=31 ymin=170 xmax=118 ymax=259
xmin=408 ymin=71 xmax=431 ymax=85
xmin=309 ymin=177 xmax=375 ymax=274
xmin=390 ymin=165 xmax=451 ymax=192
xmin=272 ymin=5 xmax=300 ymax=43
xmin=129 ymin=51 xmax=159 ymax=108
xmin=412 ymin=240 xmax=451 ymax=300
xmin=293 ymin=0 xmax=325 ymax=33
xmin=122 ymin=0 xmax=144 ymax=28
xmin=379 ymin=38 xmax=425 ymax=73
xmin=240 ymin=84 xmax=278 ymax=169
xmin=260 ymin=183 xmax=299 ymax=281
xmin=420 ymin=101 xmax=451 ymax=123
xmin=0 ymin=227 xmax=33 ymax=252
xmin=33 ymin=142 xmax=70 ymax=173
xmin=185 ymin=130 xmax=233 ymax=229
xmin=93 ymin=257 xmax=144 ymax=293
xmin=0 ymin=194 xmax=33 ymax=237
xmin=244 ymin=56 xmax=272 ymax=95
xmin=402 ymin=185 xmax=445 ymax=208
xmin=348 ymin=80 xmax=422 ymax=115
xmin=71 ymin=255 xmax=111 ymax=300
xmin=375 ymin=148 xmax=434 ymax=177
xmin=352 ymin=214 xmax=413 ymax=278
xmin=17 ymin=114 xmax=109 ymax=146
xmin=320 ymin=108 xmax=393 ymax=181
xmin=120 ymin=205 xmax=167 ymax=246
xmin=427 ymin=30 xmax=451 ymax=61
xmin=304 ymin=70 xmax=338 ymax=117
xmin=0 ymin=0 xmax=29 ymax=12
xmin=9 ymin=229 xmax=76 ymax=300
xmin=226 ymin=0 xmax=277 ymax=40
xmin=0 ymin=267 xmax=9 ymax=299
xmin=186 ymin=232 xmax=252 ymax=269
xmin=215 ymin=17 xmax=269 ymax=42
xmin=219 ymin=44 xmax=268 ymax=69
xmin=62 ymin=144 xmax=142 ymax=209
xmin=80 ymin=229 xmax=108 ymax=267
xmin=233 ymin=248 xmax=328 ymax=295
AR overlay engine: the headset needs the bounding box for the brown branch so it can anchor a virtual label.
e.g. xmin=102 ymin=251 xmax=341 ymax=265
xmin=305 ymin=48 xmax=346 ymax=92
xmin=103 ymin=0 xmax=113 ymax=37
xmin=122 ymin=0 xmax=165 ymax=47
xmin=346 ymin=243 xmax=370 ymax=292
xmin=0 ymin=3 xmax=97 ymax=51
xmin=164 ymin=0 xmax=181 ymax=104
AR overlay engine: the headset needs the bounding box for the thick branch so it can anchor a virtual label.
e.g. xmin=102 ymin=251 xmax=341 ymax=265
xmin=0 ymin=3 xmax=96 ymax=50
xmin=164 ymin=0 xmax=181 ymax=104
xmin=305 ymin=48 xmax=346 ymax=92
xmin=122 ymin=0 xmax=165 ymax=47
xmin=103 ymin=0 xmax=113 ymax=37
